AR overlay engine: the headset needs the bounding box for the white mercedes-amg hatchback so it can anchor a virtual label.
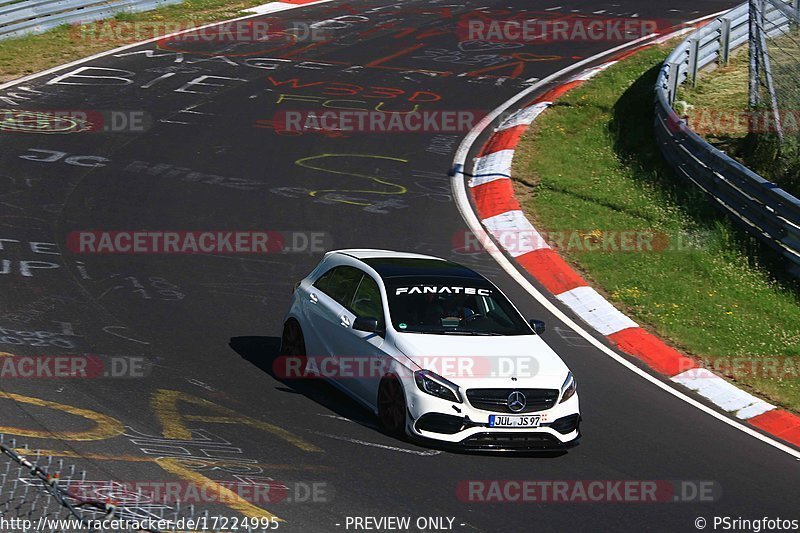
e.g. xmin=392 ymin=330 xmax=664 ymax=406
xmin=280 ymin=249 xmax=580 ymax=451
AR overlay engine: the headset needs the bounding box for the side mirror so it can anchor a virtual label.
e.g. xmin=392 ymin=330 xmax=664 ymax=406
xmin=529 ymin=319 xmax=546 ymax=335
xmin=353 ymin=317 xmax=382 ymax=334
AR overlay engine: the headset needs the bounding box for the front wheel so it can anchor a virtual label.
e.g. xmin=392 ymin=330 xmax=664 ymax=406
xmin=378 ymin=375 xmax=407 ymax=438
xmin=280 ymin=319 xmax=306 ymax=357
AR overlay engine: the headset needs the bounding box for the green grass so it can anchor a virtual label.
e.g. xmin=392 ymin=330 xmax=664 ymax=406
xmin=512 ymin=44 xmax=800 ymax=412
xmin=677 ymin=42 xmax=800 ymax=196
xmin=0 ymin=0 xmax=271 ymax=82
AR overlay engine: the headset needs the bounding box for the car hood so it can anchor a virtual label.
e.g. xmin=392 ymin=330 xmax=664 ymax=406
xmin=392 ymin=333 xmax=570 ymax=389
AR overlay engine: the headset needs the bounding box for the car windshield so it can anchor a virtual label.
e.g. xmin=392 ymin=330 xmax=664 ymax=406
xmin=385 ymin=277 xmax=532 ymax=335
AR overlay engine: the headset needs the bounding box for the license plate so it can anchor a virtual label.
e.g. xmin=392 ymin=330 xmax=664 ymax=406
xmin=489 ymin=414 xmax=541 ymax=428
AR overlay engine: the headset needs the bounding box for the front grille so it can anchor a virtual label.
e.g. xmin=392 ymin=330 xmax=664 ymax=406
xmin=466 ymin=388 xmax=559 ymax=413
xmin=460 ymin=432 xmax=560 ymax=450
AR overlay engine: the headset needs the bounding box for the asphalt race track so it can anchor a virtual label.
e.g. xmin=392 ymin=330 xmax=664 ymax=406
xmin=1 ymin=0 xmax=798 ymax=531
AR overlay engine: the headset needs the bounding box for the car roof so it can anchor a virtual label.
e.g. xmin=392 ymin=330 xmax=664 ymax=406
xmin=331 ymin=249 xmax=443 ymax=261
xmin=330 ymin=249 xmax=487 ymax=281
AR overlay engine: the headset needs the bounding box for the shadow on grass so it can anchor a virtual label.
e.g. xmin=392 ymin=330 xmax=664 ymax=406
xmin=609 ymin=62 xmax=800 ymax=293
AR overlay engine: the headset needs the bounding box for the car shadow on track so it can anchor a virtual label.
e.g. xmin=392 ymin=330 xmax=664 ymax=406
xmin=229 ymin=336 xmax=569 ymax=459
xmin=228 ymin=335 xmax=382 ymax=429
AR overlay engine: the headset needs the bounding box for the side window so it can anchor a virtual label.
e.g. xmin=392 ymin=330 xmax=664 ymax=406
xmin=350 ymin=275 xmax=385 ymax=325
xmin=313 ymin=266 xmax=363 ymax=307
xmin=312 ymin=268 xmax=336 ymax=294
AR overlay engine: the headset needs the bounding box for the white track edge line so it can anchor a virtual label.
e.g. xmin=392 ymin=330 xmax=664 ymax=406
xmin=0 ymin=0 xmax=332 ymax=91
xmin=450 ymin=13 xmax=800 ymax=460
xmin=312 ymin=432 xmax=442 ymax=456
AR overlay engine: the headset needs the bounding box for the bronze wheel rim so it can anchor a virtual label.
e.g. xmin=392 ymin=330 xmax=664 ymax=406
xmin=281 ymin=321 xmax=305 ymax=356
xmin=378 ymin=377 xmax=406 ymax=435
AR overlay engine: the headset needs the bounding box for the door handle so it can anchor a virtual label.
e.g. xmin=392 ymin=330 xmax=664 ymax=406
xmin=339 ymin=315 xmax=350 ymax=327
xmin=309 ymin=293 xmax=318 ymax=304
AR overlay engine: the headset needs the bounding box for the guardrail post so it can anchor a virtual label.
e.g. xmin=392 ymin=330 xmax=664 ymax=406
xmin=688 ymin=37 xmax=701 ymax=86
xmin=667 ymin=62 xmax=681 ymax=103
xmin=720 ymin=17 xmax=732 ymax=64
xmin=749 ymin=0 xmax=761 ymax=106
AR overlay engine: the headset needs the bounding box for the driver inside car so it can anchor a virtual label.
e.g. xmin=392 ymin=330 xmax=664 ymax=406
xmin=442 ymin=293 xmax=477 ymax=322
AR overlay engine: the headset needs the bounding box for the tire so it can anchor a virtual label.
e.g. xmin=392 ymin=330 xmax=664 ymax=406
xmin=280 ymin=319 xmax=306 ymax=357
xmin=378 ymin=375 xmax=407 ymax=438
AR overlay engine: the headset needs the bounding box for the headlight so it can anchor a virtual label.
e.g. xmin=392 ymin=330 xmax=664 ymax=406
xmin=414 ymin=370 xmax=462 ymax=403
xmin=559 ymin=372 xmax=577 ymax=403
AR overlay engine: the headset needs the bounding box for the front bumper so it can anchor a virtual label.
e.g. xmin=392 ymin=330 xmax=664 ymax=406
xmin=415 ymin=428 xmax=581 ymax=453
xmin=404 ymin=386 xmax=581 ymax=451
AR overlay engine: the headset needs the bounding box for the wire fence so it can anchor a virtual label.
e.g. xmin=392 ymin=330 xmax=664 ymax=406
xmin=0 ymin=434 xmax=232 ymax=532
xmin=655 ymin=3 xmax=800 ymax=278
xmin=749 ymin=0 xmax=800 ymax=140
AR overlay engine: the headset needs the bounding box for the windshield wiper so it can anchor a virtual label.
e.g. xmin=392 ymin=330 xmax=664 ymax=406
xmin=442 ymin=330 xmax=502 ymax=336
xmin=399 ymin=329 xmax=504 ymax=336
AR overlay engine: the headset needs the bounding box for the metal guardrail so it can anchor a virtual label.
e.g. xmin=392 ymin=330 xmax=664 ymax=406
xmin=0 ymin=0 xmax=182 ymax=40
xmin=655 ymin=2 xmax=800 ymax=277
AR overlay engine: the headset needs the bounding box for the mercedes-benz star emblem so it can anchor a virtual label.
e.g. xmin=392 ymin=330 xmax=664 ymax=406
xmin=507 ymin=391 xmax=527 ymax=412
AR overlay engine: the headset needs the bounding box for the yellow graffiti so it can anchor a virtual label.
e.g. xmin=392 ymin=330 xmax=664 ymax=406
xmin=466 ymin=53 xmax=565 ymax=78
xmin=0 ymin=391 xmax=123 ymax=441
xmin=0 ymin=351 xmax=14 ymax=357
xmin=295 ymin=153 xmax=408 ymax=206
xmin=512 ymin=52 xmax=566 ymax=62
xmin=0 ymin=109 xmax=92 ymax=134
xmin=157 ymin=457 xmax=283 ymax=521
xmin=151 ymin=389 xmax=322 ymax=452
